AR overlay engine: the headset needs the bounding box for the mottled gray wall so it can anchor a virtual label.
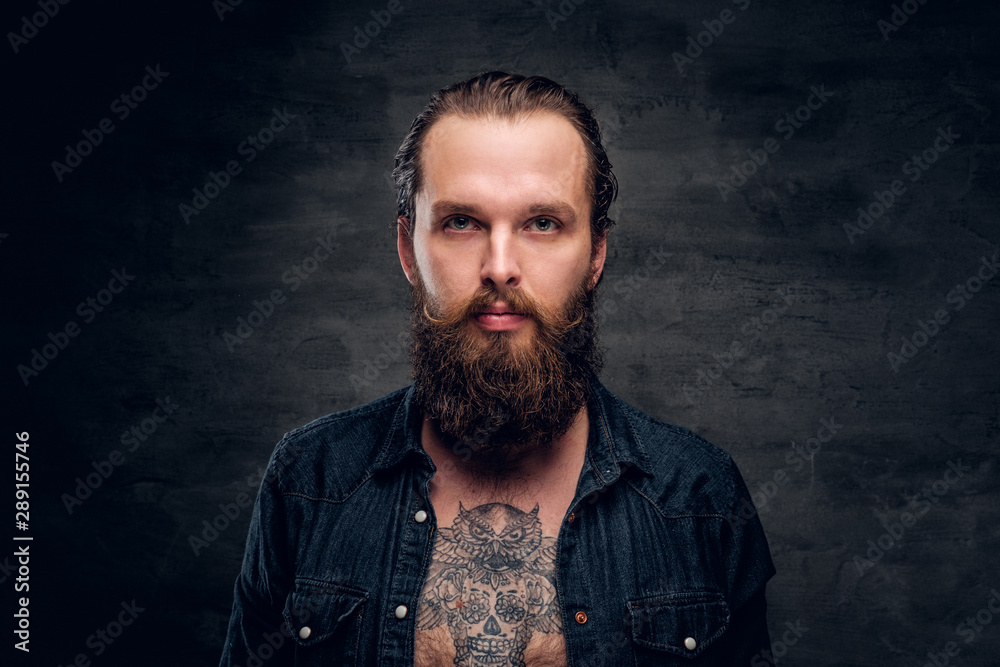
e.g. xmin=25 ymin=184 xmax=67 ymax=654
xmin=6 ymin=0 xmax=999 ymax=665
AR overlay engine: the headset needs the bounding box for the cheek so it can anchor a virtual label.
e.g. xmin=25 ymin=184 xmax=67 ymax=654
xmin=526 ymin=253 xmax=590 ymax=302
xmin=419 ymin=249 xmax=475 ymax=307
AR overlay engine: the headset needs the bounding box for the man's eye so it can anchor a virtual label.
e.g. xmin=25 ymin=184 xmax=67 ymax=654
xmin=530 ymin=218 xmax=557 ymax=232
xmin=446 ymin=217 xmax=473 ymax=231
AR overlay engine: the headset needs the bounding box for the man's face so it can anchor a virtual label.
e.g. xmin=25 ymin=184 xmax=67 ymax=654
xmin=401 ymin=112 xmax=604 ymax=335
xmin=397 ymin=112 xmax=607 ymax=476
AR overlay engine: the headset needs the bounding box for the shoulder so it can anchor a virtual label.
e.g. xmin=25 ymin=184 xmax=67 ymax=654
xmin=609 ymin=393 xmax=743 ymax=517
xmin=265 ymin=386 xmax=411 ymax=500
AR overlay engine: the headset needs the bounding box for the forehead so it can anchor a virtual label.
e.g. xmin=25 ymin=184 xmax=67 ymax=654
xmin=417 ymin=112 xmax=590 ymax=216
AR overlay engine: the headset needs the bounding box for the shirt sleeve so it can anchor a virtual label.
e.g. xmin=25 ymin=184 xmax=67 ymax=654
xmin=219 ymin=445 xmax=295 ymax=667
xmin=706 ymin=454 xmax=777 ymax=665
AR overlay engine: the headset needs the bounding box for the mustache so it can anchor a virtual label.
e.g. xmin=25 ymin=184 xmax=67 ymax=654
xmin=420 ymin=283 xmax=589 ymax=333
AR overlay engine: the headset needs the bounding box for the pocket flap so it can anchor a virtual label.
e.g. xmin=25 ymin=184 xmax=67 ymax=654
xmin=627 ymin=590 xmax=730 ymax=658
xmin=282 ymin=579 xmax=367 ymax=647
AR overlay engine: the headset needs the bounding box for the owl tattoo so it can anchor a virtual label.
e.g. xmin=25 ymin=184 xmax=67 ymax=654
xmin=417 ymin=502 xmax=562 ymax=666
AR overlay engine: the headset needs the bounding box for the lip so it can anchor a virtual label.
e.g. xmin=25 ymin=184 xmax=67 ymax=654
xmin=474 ymin=303 xmax=529 ymax=331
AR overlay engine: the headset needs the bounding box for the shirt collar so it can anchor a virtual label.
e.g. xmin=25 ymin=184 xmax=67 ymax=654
xmin=583 ymin=373 xmax=654 ymax=483
xmin=373 ymin=373 xmax=653 ymax=479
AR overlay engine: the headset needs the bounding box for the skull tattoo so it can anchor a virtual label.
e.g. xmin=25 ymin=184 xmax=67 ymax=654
xmin=417 ymin=503 xmax=562 ymax=666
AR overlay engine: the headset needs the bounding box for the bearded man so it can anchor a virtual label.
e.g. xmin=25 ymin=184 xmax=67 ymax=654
xmin=220 ymin=72 xmax=775 ymax=667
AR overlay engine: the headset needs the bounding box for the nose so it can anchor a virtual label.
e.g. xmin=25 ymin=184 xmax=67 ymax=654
xmin=480 ymin=226 xmax=521 ymax=288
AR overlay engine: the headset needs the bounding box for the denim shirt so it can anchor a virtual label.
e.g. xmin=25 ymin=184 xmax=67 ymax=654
xmin=219 ymin=375 xmax=775 ymax=666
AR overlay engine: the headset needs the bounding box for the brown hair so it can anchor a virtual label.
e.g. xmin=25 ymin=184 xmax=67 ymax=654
xmin=392 ymin=71 xmax=618 ymax=246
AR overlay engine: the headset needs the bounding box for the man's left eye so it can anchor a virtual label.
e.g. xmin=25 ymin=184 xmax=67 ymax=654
xmin=530 ymin=218 xmax=557 ymax=232
xmin=446 ymin=217 xmax=473 ymax=231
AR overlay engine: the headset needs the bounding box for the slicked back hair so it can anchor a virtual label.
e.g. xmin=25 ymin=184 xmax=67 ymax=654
xmin=392 ymin=71 xmax=618 ymax=249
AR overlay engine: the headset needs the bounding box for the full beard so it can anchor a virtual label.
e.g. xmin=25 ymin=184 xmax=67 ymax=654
xmin=408 ymin=266 xmax=604 ymax=485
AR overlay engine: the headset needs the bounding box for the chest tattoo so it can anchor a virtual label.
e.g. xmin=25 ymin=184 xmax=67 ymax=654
xmin=417 ymin=502 xmax=563 ymax=666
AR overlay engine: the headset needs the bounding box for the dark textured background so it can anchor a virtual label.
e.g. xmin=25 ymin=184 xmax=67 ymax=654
xmin=5 ymin=0 xmax=999 ymax=665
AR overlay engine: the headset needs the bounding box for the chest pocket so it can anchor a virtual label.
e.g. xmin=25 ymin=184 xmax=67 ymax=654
xmin=282 ymin=578 xmax=367 ymax=666
xmin=627 ymin=590 xmax=730 ymax=664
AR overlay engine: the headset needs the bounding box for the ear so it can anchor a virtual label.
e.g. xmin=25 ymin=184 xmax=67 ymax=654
xmin=397 ymin=216 xmax=416 ymax=286
xmin=588 ymin=231 xmax=608 ymax=290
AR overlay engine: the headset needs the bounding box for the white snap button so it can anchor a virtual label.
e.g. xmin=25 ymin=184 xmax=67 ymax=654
xmin=414 ymin=510 xmax=427 ymax=523
xmin=684 ymin=636 xmax=697 ymax=651
xmin=298 ymin=626 xmax=311 ymax=640
xmin=395 ymin=604 xmax=408 ymax=619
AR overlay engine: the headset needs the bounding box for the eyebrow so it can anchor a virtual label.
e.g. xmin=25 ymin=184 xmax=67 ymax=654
xmin=430 ymin=200 xmax=580 ymax=225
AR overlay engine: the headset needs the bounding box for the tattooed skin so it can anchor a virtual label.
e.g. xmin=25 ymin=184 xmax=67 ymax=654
xmin=416 ymin=502 xmax=563 ymax=666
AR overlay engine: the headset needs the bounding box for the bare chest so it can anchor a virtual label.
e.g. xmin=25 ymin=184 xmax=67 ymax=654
xmin=414 ymin=491 xmax=572 ymax=667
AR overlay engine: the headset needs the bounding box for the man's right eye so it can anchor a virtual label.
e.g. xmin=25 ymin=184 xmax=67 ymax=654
xmin=445 ymin=216 xmax=474 ymax=231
